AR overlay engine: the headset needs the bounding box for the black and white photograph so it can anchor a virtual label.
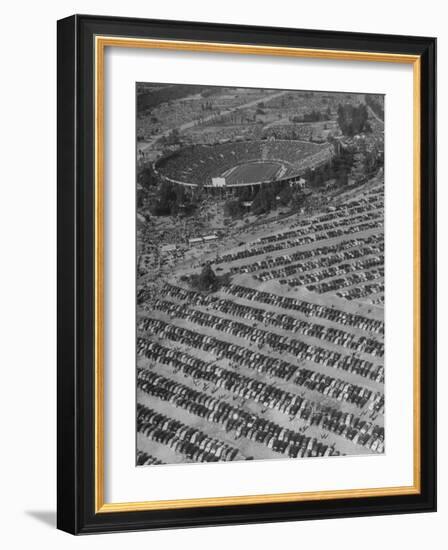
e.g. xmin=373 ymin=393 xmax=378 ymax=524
xmin=136 ymin=83 xmax=385 ymax=466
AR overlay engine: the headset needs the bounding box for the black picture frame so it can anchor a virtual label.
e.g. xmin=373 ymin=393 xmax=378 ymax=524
xmin=57 ymin=14 xmax=436 ymax=534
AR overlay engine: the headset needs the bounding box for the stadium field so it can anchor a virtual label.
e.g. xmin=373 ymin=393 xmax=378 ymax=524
xmin=223 ymin=161 xmax=282 ymax=185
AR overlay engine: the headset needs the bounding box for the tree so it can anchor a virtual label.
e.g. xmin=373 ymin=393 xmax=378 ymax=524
xmin=252 ymin=184 xmax=274 ymax=215
xmin=138 ymin=164 xmax=159 ymax=189
xmin=330 ymin=148 xmax=354 ymax=186
xmin=198 ymin=264 xmax=218 ymax=291
xmin=337 ymin=103 xmax=370 ymax=136
xmin=137 ymin=190 xmax=146 ymax=210
xmin=278 ymin=185 xmax=293 ymax=206
xmin=191 ymin=180 xmax=205 ymax=203
xmin=166 ymin=128 xmax=181 ymax=145
xmin=292 ymin=191 xmax=305 ymax=210
xmin=224 ymin=199 xmax=243 ymax=218
xmin=150 ymin=180 xmax=177 ymax=216
xmin=236 ymin=185 xmax=253 ymax=202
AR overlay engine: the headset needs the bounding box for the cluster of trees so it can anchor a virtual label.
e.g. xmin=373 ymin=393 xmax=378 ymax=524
xmin=251 ymin=184 xmax=277 ymax=215
xmin=138 ymin=164 xmax=159 ymax=188
xmin=277 ymin=185 xmax=293 ymax=206
xmin=223 ymin=184 xmax=275 ymax=218
xmin=337 ymin=103 xmax=371 ymax=136
xmin=350 ymin=141 xmax=383 ymax=184
xmin=195 ymin=264 xmax=218 ymax=291
xmin=330 ymin=149 xmax=356 ymax=186
xmin=188 ymin=264 xmax=231 ymax=292
xmin=224 ymin=199 xmax=244 ymax=218
xmin=137 ymin=164 xmax=160 ymax=211
xmin=149 ymin=180 xmax=197 ymax=217
xmin=304 ymin=147 xmax=355 ymax=189
xmin=291 ymin=107 xmax=331 ymax=123
xmin=223 ymin=182 xmax=303 ymax=218
xmin=304 ymin=139 xmax=383 ymax=190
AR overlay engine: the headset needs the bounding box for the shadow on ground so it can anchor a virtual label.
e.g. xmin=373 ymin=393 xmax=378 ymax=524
xmin=26 ymin=510 xmax=56 ymax=528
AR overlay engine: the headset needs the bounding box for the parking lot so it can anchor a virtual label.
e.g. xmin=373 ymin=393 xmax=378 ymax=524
xmin=137 ymin=179 xmax=385 ymax=464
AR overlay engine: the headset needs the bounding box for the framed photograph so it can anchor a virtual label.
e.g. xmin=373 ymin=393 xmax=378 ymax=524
xmin=57 ymin=14 xmax=436 ymax=534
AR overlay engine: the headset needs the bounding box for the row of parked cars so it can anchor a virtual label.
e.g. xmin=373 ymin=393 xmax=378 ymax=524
xmin=147 ymin=300 xmax=383 ymax=383
xmin=137 ymin=403 xmax=242 ymax=463
xmin=287 ymin=194 xmax=383 ymax=231
xmin=137 ymin=339 xmax=382 ymax=418
xmin=226 ymin=234 xmax=382 ymax=275
xmin=137 ymin=357 xmax=384 ymax=455
xmin=308 ymin=267 xmax=384 ymax=294
xmin=136 ymin=450 xmax=164 ymax=466
xmin=224 ymin=284 xmax=384 ymax=334
xmin=214 ymin=219 xmax=383 ymax=267
xmin=257 ymin=209 xmax=382 ymax=246
xmin=138 ymin=369 xmax=342 ymax=459
xmin=159 ymin=283 xmax=384 ymax=357
xmin=255 ymin=240 xmax=383 ymax=282
xmin=337 ymin=282 xmax=385 ymax=302
xmin=278 ymin=255 xmax=383 ymax=289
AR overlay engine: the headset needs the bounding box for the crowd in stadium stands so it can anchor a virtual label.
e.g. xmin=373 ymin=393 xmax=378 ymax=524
xmin=222 ymin=284 xmax=384 ymax=335
xmin=156 ymin=140 xmax=331 ymax=185
xmin=137 ymin=404 xmax=241 ymax=462
xmin=138 ymin=369 xmax=344 ymax=458
xmin=138 ymin=313 xmax=383 ymax=384
xmin=136 ymin=450 xmax=164 ymax=466
xmin=263 ymin=123 xmax=332 ymax=142
xmin=138 ymin=340 xmax=384 ymax=417
xmin=266 ymin=140 xmax=331 ymax=164
xmin=157 ymin=283 xmax=384 ymax=357
xmin=223 ymin=234 xmax=382 ymax=274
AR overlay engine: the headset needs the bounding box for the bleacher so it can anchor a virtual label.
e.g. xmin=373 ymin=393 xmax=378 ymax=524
xmin=156 ymin=140 xmax=332 ymax=185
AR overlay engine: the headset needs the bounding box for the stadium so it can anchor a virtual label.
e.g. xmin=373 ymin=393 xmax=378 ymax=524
xmin=154 ymin=139 xmax=335 ymax=189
